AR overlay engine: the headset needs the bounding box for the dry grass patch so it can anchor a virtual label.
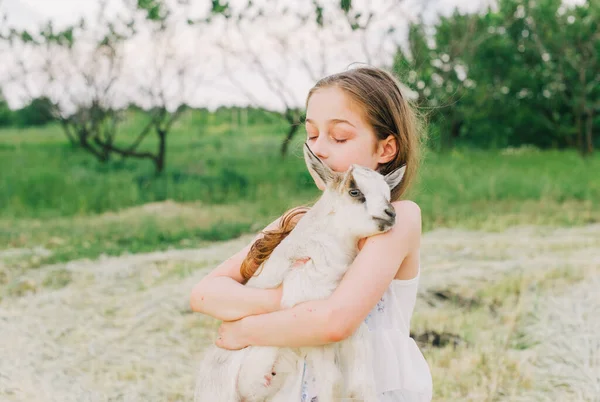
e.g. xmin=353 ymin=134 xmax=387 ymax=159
xmin=1 ymin=224 xmax=599 ymax=401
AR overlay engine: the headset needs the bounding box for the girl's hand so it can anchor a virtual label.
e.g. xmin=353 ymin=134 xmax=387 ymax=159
xmin=215 ymin=319 xmax=250 ymax=350
xmin=215 ymin=259 xmax=311 ymax=350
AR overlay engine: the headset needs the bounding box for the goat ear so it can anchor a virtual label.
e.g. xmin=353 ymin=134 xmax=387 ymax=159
xmin=303 ymin=142 xmax=335 ymax=186
xmin=384 ymin=164 xmax=406 ymax=191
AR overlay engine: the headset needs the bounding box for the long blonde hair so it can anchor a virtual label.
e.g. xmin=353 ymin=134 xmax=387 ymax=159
xmin=240 ymin=66 xmax=425 ymax=281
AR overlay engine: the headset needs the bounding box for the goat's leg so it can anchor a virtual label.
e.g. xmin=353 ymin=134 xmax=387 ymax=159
xmin=269 ymin=351 xmax=305 ymax=402
xmin=307 ymin=346 xmax=343 ymax=402
xmin=236 ymin=346 xmax=290 ymax=402
xmin=339 ymin=327 xmax=377 ymax=401
xmin=194 ymin=346 xmax=244 ymax=402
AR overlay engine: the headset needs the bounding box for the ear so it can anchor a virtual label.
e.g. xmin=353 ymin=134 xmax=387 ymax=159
xmin=303 ymin=142 xmax=336 ymax=187
xmin=384 ymin=164 xmax=406 ymax=191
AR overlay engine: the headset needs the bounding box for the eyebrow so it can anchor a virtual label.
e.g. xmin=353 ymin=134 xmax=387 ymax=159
xmin=305 ymin=118 xmax=356 ymax=128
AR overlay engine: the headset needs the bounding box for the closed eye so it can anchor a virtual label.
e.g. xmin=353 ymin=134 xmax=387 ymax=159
xmin=307 ymin=136 xmax=346 ymax=144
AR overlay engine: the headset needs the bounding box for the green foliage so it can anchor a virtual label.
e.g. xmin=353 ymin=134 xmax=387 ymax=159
xmin=137 ymin=0 xmax=167 ymax=21
xmin=37 ymin=21 xmax=75 ymax=47
xmin=340 ymin=0 xmax=352 ymax=13
xmin=0 ymin=121 xmax=598 ymax=264
xmin=20 ymin=30 xmax=33 ymax=43
xmin=12 ymin=97 xmax=55 ymax=127
xmin=211 ymin=0 xmax=230 ymax=16
xmin=313 ymin=0 xmax=324 ymax=27
xmin=1 ymin=116 xmax=599 ymax=222
xmin=0 ymin=96 xmax=55 ymax=128
xmin=394 ymin=0 xmax=599 ymax=153
xmin=0 ymin=93 xmax=11 ymax=128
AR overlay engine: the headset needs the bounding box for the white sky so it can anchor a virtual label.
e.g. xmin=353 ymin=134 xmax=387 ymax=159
xmin=2 ymin=0 xmax=486 ymax=30
xmin=0 ymin=0 xmax=584 ymax=111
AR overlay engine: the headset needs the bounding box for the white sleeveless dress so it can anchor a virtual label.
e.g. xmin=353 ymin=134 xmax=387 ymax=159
xmin=299 ymin=267 xmax=433 ymax=401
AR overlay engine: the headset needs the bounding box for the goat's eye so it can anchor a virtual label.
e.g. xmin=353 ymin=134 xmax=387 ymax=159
xmin=349 ymin=189 xmax=362 ymax=197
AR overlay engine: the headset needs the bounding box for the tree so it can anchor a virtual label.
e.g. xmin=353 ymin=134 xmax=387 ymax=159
xmin=394 ymin=11 xmax=487 ymax=151
xmin=0 ymin=90 xmax=12 ymax=127
xmin=1 ymin=0 xmax=222 ymax=172
xmin=91 ymin=0 xmax=209 ymax=172
xmin=501 ymin=0 xmax=599 ymax=155
xmin=392 ymin=0 xmax=599 ymax=154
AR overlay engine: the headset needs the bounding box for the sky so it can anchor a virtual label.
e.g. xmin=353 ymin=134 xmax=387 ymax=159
xmin=0 ymin=0 xmax=583 ymax=111
xmin=2 ymin=0 xmax=488 ymax=30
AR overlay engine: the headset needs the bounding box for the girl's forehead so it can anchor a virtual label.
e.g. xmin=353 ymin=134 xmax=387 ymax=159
xmin=307 ymin=87 xmax=363 ymax=124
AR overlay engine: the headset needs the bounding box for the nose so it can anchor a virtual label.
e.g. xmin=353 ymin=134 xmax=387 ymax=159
xmin=310 ymin=138 xmax=328 ymax=159
xmin=384 ymin=207 xmax=396 ymax=219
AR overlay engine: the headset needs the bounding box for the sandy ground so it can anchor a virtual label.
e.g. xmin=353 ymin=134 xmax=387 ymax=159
xmin=1 ymin=223 xmax=599 ymax=401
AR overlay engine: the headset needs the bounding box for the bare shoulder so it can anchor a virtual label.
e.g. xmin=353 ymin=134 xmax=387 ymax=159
xmin=391 ymin=199 xmax=421 ymax=215
xmin=355 ymin=200 xmax=421 ymax=279
xmin=390 ymin=199 xmax=421 ymax=244
xmin=391 ymin=200 xmax=421 ymax=232
xmin=390 ymin=200 xmax=421 ymax=279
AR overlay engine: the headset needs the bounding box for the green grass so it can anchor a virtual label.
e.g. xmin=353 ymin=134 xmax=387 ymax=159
xmin=1 ymin=110 xmax=599 ymax=266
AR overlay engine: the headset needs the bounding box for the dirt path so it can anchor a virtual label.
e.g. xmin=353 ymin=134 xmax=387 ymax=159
xmin=1 ymin=224 xmax=599 ymax=401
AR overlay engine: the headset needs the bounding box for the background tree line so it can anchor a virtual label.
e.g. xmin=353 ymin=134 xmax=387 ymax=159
xmin=0 ymin=0 xmax=597 ymax=175
xmin=395 ymin=0 xmax=598 ymax=155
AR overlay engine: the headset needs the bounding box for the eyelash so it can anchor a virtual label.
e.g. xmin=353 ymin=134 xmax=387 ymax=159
xmin=307 ymin=136 xmax=347 ymax=144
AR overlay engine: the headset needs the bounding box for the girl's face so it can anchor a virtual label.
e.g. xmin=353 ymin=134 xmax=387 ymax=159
xmin=305 ymin=86 xmax=396 ymax=190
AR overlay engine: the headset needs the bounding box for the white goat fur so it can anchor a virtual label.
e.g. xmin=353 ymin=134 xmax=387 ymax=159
xmin=194 ymin=143 xmax=406 ymax=402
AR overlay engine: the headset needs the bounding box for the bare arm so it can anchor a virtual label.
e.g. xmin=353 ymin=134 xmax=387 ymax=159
xmin=226 ymin=201 xmax=421 ymax=348
xmin=189 ymin=217 xmax=283 ymax=322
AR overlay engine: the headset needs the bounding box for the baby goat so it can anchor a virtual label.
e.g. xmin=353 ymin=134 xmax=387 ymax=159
xmin=194 ymin=143 xmax=405 ymax=402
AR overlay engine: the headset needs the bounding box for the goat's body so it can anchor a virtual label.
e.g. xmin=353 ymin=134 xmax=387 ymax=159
xmin=194 ymin=198 xmax=377 ymax=402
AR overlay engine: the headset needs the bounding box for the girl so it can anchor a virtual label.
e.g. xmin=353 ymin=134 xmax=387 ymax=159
xmin=190 ymin=66 xmax=433 ymax=401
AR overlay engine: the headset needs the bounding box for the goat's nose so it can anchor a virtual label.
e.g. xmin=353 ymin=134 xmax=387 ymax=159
xmin=384 ymin=207 xmax=396 ymax=219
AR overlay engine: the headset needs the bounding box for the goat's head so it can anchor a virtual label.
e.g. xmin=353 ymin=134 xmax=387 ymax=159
xmin=303 ymin=143 xmax=405 ymax=237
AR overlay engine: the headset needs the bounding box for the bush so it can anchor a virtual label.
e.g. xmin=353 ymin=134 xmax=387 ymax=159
xmin=12 ymin=97 xmax=55 ymax=127
xmin=0 ymin=97 xmax=13 ymax=128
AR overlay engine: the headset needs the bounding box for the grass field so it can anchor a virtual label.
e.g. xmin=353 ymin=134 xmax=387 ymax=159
xmin=1 ymin=111 xmax=599 ymax=401
xmin=2 ymin=110 xmax=599 ymax=269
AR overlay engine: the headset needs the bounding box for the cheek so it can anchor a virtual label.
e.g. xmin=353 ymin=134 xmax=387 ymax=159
xmin=333 ymin=150 xmax=378 ymax=172
xmin=326 ymin=149 xmax=360 ymax=172
xmin=361 ymin=150 xmax=381 ymax=171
